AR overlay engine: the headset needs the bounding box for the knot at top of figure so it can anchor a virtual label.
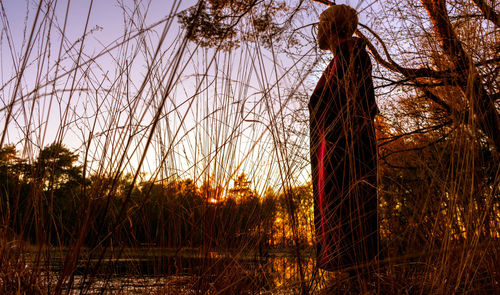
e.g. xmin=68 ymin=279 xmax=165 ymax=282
xmin=317 ymin=4 xmax=358 ymax=52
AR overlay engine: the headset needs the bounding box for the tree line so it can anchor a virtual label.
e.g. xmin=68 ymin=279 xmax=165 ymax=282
xmin=0 ymin=143 xmax=313 ymax=250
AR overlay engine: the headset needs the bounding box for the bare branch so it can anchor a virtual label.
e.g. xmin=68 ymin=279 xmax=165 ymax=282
xmin=472 ymin=0 xmax=500 ymax=27
xmin=420 ymin=88 xmax=452 ymax=113
xmin=311 ymin=0 xmax=335 ymax=6
xmin=356 ymin=26 xmax=456 ymax=80
xmin=421 ymin=0 xmax=500 ymax=151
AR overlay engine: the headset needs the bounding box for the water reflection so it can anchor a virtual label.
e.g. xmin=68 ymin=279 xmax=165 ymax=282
xmin=50 ymin=253 xmax=320 ymax=294
xmin=44 ymin=251 xmax=348 ymax=294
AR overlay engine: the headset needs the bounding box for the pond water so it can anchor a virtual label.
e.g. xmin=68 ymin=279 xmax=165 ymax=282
xmin=42 ymin=253 xmax=337 ymax=294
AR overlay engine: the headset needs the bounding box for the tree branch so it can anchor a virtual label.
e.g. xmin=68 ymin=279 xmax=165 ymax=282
xmin=421 ymin=0 xmax=500 ymax=151
xmin=420 ymin=88 xmax=452 ymax=113
xmin=472 ymin=0 xmax=500 ymax=27
xmin=311 ymin=0 xmax=335 ymax=6
xmin=421 ymin=0 xmax=470 ymax=70
xmin=356 ymin=27 xmax=454 ymax=80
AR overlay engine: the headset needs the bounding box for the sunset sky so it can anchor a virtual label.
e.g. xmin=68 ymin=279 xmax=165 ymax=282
xmin=0 ymin=0 xmax=378 ymax=193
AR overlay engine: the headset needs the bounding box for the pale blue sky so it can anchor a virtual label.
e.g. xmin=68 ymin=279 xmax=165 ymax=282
xmin=0 ymin=0 xmax=381 ymax=193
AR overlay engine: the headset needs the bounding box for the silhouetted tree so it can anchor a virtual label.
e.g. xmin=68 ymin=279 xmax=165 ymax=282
xmin=178 ymin=0 xmax=293 ymax=50
xmin=33 ymin=143 xmax=83 ymax=244
xmin=36 ymin=143 xmax=82 ymax=191
xmin=0 ymin=146 xmax=30 ymax=236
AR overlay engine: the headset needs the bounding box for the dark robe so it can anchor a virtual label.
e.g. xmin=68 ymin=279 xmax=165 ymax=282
xmin=309 ymin=37 xmax=379 ymax=271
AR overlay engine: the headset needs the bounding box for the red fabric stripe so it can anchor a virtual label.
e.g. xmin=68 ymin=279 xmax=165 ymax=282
xmin=318 ymin=117 xmax=328 ymax=263
xmin=316 ymin=55 xmax=339 ymax=265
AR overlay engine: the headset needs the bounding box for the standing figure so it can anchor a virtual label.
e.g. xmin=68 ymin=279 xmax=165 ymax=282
xmin=309 ymin=5 xmax=379 ymax=272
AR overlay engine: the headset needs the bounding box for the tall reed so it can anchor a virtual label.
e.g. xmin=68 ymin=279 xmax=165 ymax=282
xmin=0 ymin=0 xmax=498 ymax=294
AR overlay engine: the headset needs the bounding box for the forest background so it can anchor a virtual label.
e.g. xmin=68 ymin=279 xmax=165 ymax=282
xmin=0 ymin=0 xmax=498 ymax=294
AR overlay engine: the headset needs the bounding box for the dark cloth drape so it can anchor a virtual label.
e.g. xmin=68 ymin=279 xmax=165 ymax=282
xmin=309 ymin=38 xmax=379 ymax=271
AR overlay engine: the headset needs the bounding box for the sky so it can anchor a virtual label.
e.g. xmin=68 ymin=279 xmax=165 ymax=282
xmin=0 ymin=0 xmax=381 ymax=194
